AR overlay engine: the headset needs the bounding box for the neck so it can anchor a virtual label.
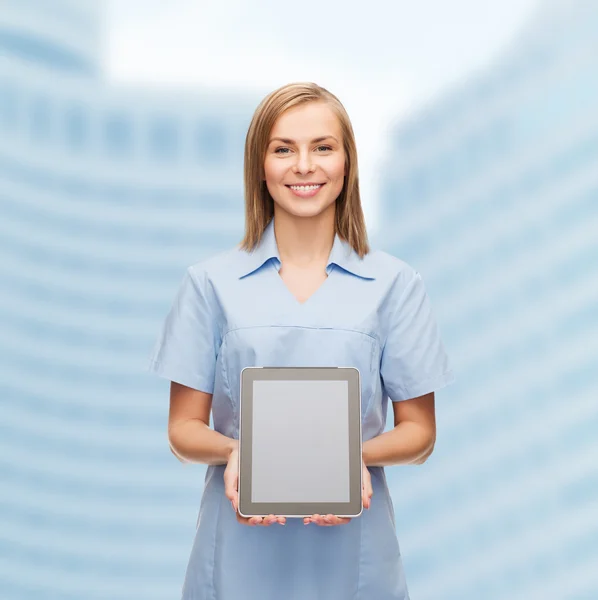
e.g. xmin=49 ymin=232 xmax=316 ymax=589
xmin=273 ymin=206 xmax=335 ymax=269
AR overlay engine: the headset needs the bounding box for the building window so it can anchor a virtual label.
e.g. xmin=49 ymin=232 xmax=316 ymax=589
xmin=491 ymin=116 xmax=513 ymax=157
xmin=0 ymin=79 xmax=19 ymax=133
xmin=29 ymin=93 xmax=52 ymax=142
xmin=406 ymin=166 xmax=430 ymax=203
xmin=431 ymin=150 xmax=457 ymax=193
xmin=379 ymin=179 xmax=405 ymax=217
xmin=463 ymin=130 xmax=488 ymax=171
xmin=103 ymin=111 xmax=133 ymax=158
xmin=196 ymin=119 xmax=226 ymax=164
xmin=148 ymin=116 xmax=179 ymax=161
xmin=63 ymin=103 xmax=88 ymax=151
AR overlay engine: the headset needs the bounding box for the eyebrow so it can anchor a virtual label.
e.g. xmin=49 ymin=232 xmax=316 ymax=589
xmin=268 ymin=135 xmax=339 ymax=145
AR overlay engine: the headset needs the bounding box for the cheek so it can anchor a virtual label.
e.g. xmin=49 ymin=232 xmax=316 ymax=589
xmin=266 ymin=168 xmax=286 ymax=185
xmin=327 ymin=156 xmax=346 ymax=179
xmin=264 ymin=160 xmax=285 ymax=182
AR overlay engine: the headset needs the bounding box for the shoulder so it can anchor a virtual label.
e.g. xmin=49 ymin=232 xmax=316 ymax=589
xmin=362 ymin=247 xmax=420 ymax=292
xmin=186 ymin=243 xmax=249 ymax=287
xmin=176 ymin=246 xmax=245 ymax=321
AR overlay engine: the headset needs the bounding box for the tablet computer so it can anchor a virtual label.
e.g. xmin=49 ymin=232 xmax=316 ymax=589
xmin=238 ymin=366 xmax=363 ymax=518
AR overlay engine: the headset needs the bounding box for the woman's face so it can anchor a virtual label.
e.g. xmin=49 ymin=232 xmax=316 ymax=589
xmin=263 ymin=101 xmax=347 ymax=220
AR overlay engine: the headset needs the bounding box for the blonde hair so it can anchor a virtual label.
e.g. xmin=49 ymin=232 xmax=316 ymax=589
xmin=239 ymin=82 xmax=370 ymax=257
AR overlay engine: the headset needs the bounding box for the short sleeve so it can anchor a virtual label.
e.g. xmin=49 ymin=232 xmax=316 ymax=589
xmin=380 ymin=270 xmax=455 ymax=401
xmin=146 ymin=266 xmax=220 ymax=394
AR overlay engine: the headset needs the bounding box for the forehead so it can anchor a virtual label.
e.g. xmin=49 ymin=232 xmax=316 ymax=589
xmin=270 ymin=102 xmax=341 ymax=137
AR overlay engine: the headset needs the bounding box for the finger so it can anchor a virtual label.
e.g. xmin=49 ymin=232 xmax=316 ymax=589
xmin=262 ymin=514 xmax=277 ymax=526
xmin=235 ymin=512 xmax=253 ymax=525
xmin=223 ymin=478 xmax=234 ymax=502
xmin=320 ymin=514 xmax=351 ymax=526
xmin=327 ymin=514 xmax=350 ymax=525
xmin=234 ymin=509 xmax=264 ymax=526
xmin=363 ymin=475 xmax=373 ymax=509
xmin=224 ymin=476 xmax=238 ymax=504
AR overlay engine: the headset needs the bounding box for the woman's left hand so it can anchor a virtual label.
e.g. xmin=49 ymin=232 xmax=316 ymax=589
xmin=304 ymin=457 xmax=373 ymax=526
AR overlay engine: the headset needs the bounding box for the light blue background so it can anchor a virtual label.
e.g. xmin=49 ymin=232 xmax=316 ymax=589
xmin=1 ymin=1 xmax=597 ymax=598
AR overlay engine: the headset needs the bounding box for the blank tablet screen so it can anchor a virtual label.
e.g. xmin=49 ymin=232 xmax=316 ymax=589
xmin=251 ymin=379 xmax=350 ymax=503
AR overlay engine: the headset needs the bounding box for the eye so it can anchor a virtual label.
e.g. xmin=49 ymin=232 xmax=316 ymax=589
xmin=274 ymin=145 xmax=332 ymax=154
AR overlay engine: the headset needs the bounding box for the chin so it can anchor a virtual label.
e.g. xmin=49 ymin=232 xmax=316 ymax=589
xmin=274 ymin=195 xmax=336 ymax=217
xmin=281 ymin=202 xmax=332 ymax=219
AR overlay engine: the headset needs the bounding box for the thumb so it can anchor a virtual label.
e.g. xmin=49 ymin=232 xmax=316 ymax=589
xmin=223 ymin=467 xmax=238 ymax=502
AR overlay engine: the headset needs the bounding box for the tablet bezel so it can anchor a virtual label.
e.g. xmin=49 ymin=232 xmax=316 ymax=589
xmin=238 ymin=366 xmax=363 ymax=518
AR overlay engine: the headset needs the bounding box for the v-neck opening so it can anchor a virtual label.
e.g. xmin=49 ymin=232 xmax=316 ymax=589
xmin=270 ymin=260 xmax=332 ymax=307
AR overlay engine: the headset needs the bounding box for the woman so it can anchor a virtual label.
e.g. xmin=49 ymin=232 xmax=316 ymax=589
xmin=148 ymin=82 xmax=455 ymax=600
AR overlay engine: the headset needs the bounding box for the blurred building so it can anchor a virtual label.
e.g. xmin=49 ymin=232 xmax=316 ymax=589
xmin=0 ymin=1 xmax=260 ymax=598
xmin=374 ymin=1 xmax=598 ymax=598
xmin=3 ymin=0 xmax=598 ymax=599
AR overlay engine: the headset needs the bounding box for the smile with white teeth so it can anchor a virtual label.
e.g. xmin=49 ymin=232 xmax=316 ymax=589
xmin=289 ymin=184 xmax=322 ymax=190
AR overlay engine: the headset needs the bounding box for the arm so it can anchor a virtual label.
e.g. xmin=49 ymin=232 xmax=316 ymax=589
xmin=168 ymin=381 xmax=237 ymax=465
xmin=362 ymin=392 xmax=436 ymax=467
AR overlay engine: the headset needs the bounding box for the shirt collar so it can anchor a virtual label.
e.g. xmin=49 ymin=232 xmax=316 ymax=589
xmin=237 ymin=219 xmax=374 ymax=280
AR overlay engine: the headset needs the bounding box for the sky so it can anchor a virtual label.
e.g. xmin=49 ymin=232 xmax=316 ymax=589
xmin=104 ymin=0 xmax=541 ymax=229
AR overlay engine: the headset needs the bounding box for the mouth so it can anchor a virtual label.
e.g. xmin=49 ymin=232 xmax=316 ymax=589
xmin=285 ymin=183 xmax=326 ymax=198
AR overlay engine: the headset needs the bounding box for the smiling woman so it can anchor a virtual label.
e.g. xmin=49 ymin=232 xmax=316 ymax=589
xmin=148 ymin=81 xmax=455 ymax=600
xmin=263 ymin=102 xmax=347 ymax=217
xmin=241 ymin=82 xmax=369 ymax=259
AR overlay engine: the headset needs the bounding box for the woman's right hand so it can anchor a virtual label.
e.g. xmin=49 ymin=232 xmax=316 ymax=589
xmin=223 ymin=441 xmax=286 ymax=526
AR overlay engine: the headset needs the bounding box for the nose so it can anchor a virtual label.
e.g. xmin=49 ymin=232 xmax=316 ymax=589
xmin=292 ymin=149 xmax=315 ymax=174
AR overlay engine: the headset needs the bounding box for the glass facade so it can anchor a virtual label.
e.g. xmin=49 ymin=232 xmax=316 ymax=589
xmin=373 ymin=5 xmax=598 ymax=598
xmin=0 ymin=4 xmax=258 ymax=599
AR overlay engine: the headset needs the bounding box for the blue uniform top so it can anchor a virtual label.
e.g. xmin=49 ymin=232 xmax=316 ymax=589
xmin=148 ymin=218 xmax=455 ymax=600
